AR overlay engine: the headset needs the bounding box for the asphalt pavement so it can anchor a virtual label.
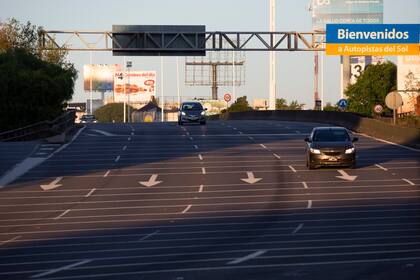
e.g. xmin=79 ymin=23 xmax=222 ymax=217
xmin=0 ymin=120 xmax=419 ymax=280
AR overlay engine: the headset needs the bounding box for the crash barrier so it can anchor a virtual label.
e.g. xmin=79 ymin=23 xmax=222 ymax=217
xmin=210 ymin=111 xmax=420 ymax=148
xmin=0 ymin=111 xmax=76 ymax=141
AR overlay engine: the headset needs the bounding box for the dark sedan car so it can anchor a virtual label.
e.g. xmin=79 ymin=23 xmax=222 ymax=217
xmin=178 ymin=102 xmax=207 ymax=125
xmin=305 ymin=127 xmax=358 ymax=169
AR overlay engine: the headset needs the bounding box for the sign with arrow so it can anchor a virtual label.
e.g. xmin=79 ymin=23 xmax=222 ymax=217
xmin=241 ymin=172 xmax=262 ymax=184
xmin=40 ymin=177 xmax=63 ymax=190
xmin=336 ymin=170 xmax=357 ymax=181
xmin=139 ymin=174 xmax=162 ymax=187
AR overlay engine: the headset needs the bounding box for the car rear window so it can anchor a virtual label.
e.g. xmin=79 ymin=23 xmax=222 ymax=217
xmin=313 ymin=129 xmax=350 ymax=142
xmin=182 ymin=103 xmax=203 ymax=111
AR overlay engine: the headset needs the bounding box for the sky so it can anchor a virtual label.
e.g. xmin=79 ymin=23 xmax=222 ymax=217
xmin=1 ymin=0 xmax=419 ymax=108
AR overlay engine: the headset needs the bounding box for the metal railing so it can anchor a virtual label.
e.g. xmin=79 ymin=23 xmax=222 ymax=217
xmin=0 ymin=111 xmax=76 ymax=142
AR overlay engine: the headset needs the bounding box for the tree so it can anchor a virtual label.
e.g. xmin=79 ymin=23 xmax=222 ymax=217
xmin=228 ymin=96 xmax=253 ymax=112
xmin=95 ymin=103 xmax=135 ymax=123
xmin=276 ymin=98 xmax=288 ymax=110
xmin=0 ymin=49 xmax=77 ymax=131
xmin=0 ymin=18 xmax=69 ymax=67
xmin=345 ymin=62 xmax=396 ymax=116
xmin=288 ymin=100 xmax=305 ymax=110
xmin=323 ymin=102 xmax=339 ymax=112
xmin=276 ymin=98 xmax=305 ymax=110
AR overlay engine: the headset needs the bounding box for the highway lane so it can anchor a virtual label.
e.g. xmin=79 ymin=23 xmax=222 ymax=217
xmin=0 ymin=120 xmax=419 ymax=280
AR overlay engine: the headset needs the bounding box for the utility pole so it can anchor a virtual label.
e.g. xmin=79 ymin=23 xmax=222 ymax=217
xmin=269 ymin=0 xmax=276 ymax=110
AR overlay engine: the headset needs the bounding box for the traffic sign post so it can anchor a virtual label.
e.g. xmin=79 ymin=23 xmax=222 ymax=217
xmin=338 ymin=99 xmax=348 ymax=111
xmin=385 ymin=92 xmax=403 ymax=125
xmin=373 ymin=104 xmax=383 ymax=115
xmin=224 ymin=93 xmax=232 ymax=111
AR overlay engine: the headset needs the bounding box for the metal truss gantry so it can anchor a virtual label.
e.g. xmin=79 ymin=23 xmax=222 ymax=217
xmin=39 ymin=30 xmax=326 ymax=52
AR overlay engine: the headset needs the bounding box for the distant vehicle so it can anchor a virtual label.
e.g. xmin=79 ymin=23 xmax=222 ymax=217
xmin=178 ymin=102 xmax=207 ymax=125
xmin=80 ymin=114 xmax=98 ymax=124
xmin=305 ymin=127 xmax=358 ymax=169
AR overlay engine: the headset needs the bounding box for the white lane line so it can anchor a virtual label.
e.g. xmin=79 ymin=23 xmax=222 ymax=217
xmin=122 ymin=145 xmax=127 ymax=151
xmin=302 ymin=182 xmax=309 ymax=189
xmin=186 ymin=132 xmax=190 ymax=136
xmin=139 ymin=230 xmax=159 ymax=242
xmin=30 ymin=259 xmax=91 ymax=279
xmin=307 ymin=200 xmax=313 ymax=209
xmin=129 ymin=125 xmax=135 ymax=132
xmin=238 ymin=131 xmax=243 ymax=134
xmin=295 ymin=130 xmax=301 ymax=134
xmin=104 ymin=170 xmax=110 ymax=177
xmin=35 ymin=152 xmax=47 ymax=156
xmin=0 ymin=235 xmax=20 ymax=246
xmin=227 ymin=250 xmax=267 ymax=265
xmin=403 ymin=179 xmax=415 ymax=186
xmin=40 ymin=147 xmax=55 ymax=151
xmin=375 ymin=164 xmax=389 ymax=171
xmin=131 ymin=132 xmax=134 ymax=136
xmin=202 ymin=168 xmax=206 ymax=175
xmin=233 ymin=127 xmax=238 ymax=130
xmin=273 ymin=153 xmax=281 ymax=159
xmin=189 ymin=137 xmax=194 ymax=141
xmin=198 ymin=185 xmax=204 ymax=193
xmin=289 ymin=165 xmax=297 ymax=173
xmin=193 ymin=145 xmax=199 ymax=149
xmin=41 ymin=144 xmax=60 ymax=147
xmin=292 ymin=223 xmax=304 ymax=234
xmin=182 ymin=205 xmax=192 ymax=214
xmin=114 ymin=155 xmax=121 ymax=163
xmin=90 ymin=129 xmax=116 ymax=136
xmin=128 ymin=137 xmax=131 ymax=141
xmin=260 ymin=144 xmax=268 ymax=149
xmin=248 ymin=136 xmax=254 ymax=141
xmin=54 ymin=209 xmax=70 ymax=220
xmin=198 ymin=154 xmax=203 ymax=161
xmin=85 ymin=188 xmax=96 ymax=198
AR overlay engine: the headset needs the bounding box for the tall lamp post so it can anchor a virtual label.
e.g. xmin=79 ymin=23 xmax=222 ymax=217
xmin=269 ymin=0 xmax=276 ymax=110
xmin=126 ymin=60 xmax=132 ymax=123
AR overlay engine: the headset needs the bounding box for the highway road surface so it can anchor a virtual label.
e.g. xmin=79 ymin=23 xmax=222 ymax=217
xmin=0 ymin=120 xmax=419 ymax=280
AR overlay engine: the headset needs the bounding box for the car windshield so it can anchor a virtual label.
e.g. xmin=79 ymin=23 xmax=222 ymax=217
xmin=182 ymin=103 xmax=203 ymax=111
xmin=313 ymin=129 xmax=350 ymax=142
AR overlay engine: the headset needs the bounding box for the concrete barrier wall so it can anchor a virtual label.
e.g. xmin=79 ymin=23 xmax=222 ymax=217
xmin=210 ymin=111 xmax=420 ymax=148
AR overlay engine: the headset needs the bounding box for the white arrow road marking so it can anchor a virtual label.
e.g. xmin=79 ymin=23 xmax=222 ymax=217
xmin=227 ymin=250 xmax=267 ymax=265
xmin=241 ymin=172 xmax=262 ymax=184
xmin=139 ymin=174 xmax=162 ymax=187
xmin=40 ymin=177 xmax=63 ymax=191
xmin=375 ymin=164 xmax=388 ymax=171
xmin=90 ymin=129 xmax=116 ymax=136
xmin=31 ymin=259 xmax=91 ymax=278
xmin=403 ymin=179 xmax=415 ymax=186
xmin=336 ymin=170 xmax=358 ymax=181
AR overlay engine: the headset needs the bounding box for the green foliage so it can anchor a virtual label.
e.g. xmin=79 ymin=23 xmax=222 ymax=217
xmin=345 ymin=62 xmax=396 ymax=117
xmin=228 ymin=96 xmax=253 ymax=112
xmin=0 ymin=48 xmax=77 ymax=132
xmin=323 ymin=102 xmax=339 ymax=111
xmin=0 ymin=18 xmax=69 ymax=67
xmin=276 ymin=98 xmax=305 ymax=110
xmin=95 ymin=103 xmax=135 ymax=123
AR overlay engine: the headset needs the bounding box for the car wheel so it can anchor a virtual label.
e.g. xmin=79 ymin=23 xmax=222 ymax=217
xmin=307 ymin=157 xmax=316 ymax=170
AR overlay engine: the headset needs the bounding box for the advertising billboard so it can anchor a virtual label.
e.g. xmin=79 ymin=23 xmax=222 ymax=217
xmin=398 ymin=55 xmax=420 ymax=114
xmin=114 ymin=71 xmax=156 ymax=103
xmin=83 ymin=64 xmax=121 ymax=91
xmin=312 ymin=0 xmax=383 ymax=29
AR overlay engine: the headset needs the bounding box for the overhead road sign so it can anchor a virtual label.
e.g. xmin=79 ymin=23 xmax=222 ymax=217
xmin=326 ymin=24 xmax=420 ymax=56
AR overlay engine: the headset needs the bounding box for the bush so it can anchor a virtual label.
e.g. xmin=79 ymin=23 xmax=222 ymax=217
xmin=95 ymin=103 xmax=134 ymax=123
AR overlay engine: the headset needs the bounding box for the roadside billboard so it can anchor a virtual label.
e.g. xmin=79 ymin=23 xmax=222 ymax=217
xmin=312 ymin=0 xmax=383 ymax=29
xmin=114 ymin=71 xmax=156 ymax=103
xmin=84 ymin=64 xmax=121 ymax=91
xmin=398 ymin=55 xmax=420 ymax=114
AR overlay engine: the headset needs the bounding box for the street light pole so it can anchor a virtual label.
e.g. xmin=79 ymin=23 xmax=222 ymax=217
xmin=176 ymin=57 xmax=180 ymax=107
xmin=161 ymin=57 xmax=164 ymax=122
xmin=126 ymin=60 xmax=132 ymax=123
xmin=123 ymin=56 xmax=126 ymax=123
xmin=269 ymin=0 xmax=276 ymax=110
xmin=89 ymin=51 xmax=93 ymax=115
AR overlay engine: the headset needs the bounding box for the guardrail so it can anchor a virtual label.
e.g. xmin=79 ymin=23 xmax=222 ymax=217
xmin=210 ymin=110 xmax=420 ymax=148
xmin=0 ymin=111 xmax=76 ymax=142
